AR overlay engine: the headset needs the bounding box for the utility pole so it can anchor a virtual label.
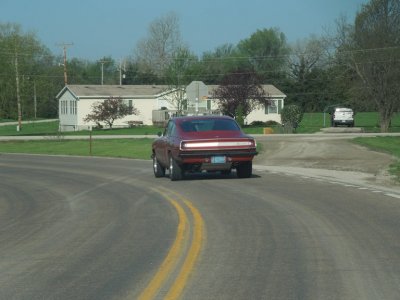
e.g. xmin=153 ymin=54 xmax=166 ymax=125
xmin=33 ymin=81 xmax=37 ymax=120
xmin=99 ymin=60 xmax=110 ymax=85
xmin=57 ymin=43 xmax=73 ymax=85
xmin=15 ymin=47 xmax=22 ymax=131
xmin=118 ymin=59 xmax=126 ymax=85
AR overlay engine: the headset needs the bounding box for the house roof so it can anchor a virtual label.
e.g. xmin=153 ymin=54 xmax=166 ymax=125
xmin=207 ymin=84 xmax=286 ymax=98
xmin=57 ymin=84 xmax=170 ymax=99
xmin=56 ymin=83 xmax=286 ymax=100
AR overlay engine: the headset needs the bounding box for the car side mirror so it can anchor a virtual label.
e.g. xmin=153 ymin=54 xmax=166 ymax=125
xmin=157 ymin=131 xmax=163 ymax=137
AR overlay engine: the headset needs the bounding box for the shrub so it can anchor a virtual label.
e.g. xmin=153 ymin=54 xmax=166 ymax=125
xmin=281 ymin=105 xmax=303 ymax=133
xmin=249 ymin=120 xmax=280 ymax=127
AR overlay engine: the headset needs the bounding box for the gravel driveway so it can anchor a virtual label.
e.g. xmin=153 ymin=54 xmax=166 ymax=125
xmin=253 ymin=134 xmax=400 ymax=192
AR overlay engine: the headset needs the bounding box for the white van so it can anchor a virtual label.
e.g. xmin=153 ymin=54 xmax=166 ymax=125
xmin=331 ymin=107 xmax=354 ymax=127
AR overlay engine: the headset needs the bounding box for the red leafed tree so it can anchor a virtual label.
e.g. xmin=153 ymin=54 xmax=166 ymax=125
xmin=213 ymin=69 xmax=269 ymax=124
xmin=84 ymin=97 xmax=138 ymax=129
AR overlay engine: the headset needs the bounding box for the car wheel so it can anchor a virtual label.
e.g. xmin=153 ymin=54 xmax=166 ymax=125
xmin=153 ymin=154 xmax=165 ymax=178
xmin=169 ymin=156 xmax=183 ymax=181
xmin=236 ymin=161 xmax=252 ymax=178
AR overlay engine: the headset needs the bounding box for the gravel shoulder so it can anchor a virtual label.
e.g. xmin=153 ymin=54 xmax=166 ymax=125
xmin=253 ymin=134 xmax=400 ymax=193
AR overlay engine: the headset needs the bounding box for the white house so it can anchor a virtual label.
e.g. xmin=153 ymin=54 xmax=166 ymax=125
xmin=57 ymin=85 xmax=172 ymax=131
xmin=56 ymin=82 xmax=286 ymax=131
xmin=207 ymin=84 xmax=285 ymax=125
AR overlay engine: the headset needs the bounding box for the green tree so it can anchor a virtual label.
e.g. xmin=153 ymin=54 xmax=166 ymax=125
xmin=237 ymin=28 xmax=290 ymax=83
xmin=122 ymin=61 xmax=160 ymax=84
xmin=0 ymin=23 xmax=61 ymax=123
xmin=281 ymin=104 xmax=303 ymax=133
xmin=335 ymin=0 xmax=400 ymax=132
xmin=163 ymin=47 xmax=199 ymax=114
xmin=199 ymin=43 xmax=244 ymax=84
xmin=65 ymin=56 xmax=122 ymax=85
xmin=287 ymin=37 xmax=331 ymax=111
xmin=84 ymin=97 xmax=138 ymax=129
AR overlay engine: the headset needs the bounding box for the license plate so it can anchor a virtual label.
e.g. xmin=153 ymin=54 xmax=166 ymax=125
xmin=211 ymin=156 xmax=226 ymax=163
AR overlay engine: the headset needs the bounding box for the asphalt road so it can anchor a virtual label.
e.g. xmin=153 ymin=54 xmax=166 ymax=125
xmin=1 ymin=154 xmax=400 ymax=299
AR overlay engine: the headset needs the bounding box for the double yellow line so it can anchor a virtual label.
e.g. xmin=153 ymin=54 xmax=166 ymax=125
xmin=138 ymin=187 xmax=205 ymax=300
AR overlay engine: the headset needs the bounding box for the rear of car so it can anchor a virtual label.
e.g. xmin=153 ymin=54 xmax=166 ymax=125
xmin=151 ymin=116 xmax=258 ymax=180
xmin=179 ymin=136 xmax=257 ymax=173
xmin=331 ymin=107 xmax=354 ymax=127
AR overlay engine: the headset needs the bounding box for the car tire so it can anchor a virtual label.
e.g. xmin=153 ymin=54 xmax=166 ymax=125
xmin=236 ymin=161 xmax=252 ymax=178
xmin=169 ymin=156 xmax=183 ymax=181
xmin=153 ymin=155 xmax=165 ymax=178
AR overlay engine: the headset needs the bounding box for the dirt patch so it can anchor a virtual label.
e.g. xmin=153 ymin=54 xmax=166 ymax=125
xmin=253 ymin=135 xmax=399 ymax=189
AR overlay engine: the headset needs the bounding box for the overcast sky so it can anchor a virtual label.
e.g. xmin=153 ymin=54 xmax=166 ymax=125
xmin=1 ymin=0 xmax=368 ymax=60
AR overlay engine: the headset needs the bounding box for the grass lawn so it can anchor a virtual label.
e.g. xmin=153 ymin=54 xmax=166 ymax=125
xmin=1 ymin=114 xmax=400 ymax=182
xmin=1 ymin=112 xmax=400 ymax=136
xmin=0 ymin=121 xmax=60 ymax=136
xmin=297 ymin=112 xmax=400 ymax=133
xmin=1 ymin=129 xmax=398 ymax=182
xmin=353 ymin=136 xmax=400 ymax=180
xmin=0 ymin=121 xmax=162 ymax=136
xmin=243 ymin=112 xmax=400 ymax=134
xmin=0 ymin=138 xmax=154 ymax=160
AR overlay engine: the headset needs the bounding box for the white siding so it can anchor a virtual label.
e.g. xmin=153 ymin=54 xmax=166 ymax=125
xmin=76 ymin=99 xmax=97 ymax=130
xmin=58 ymin=85 xmax=285 ymax=131
xmin=58 ymin=92 xmax=78 ymax=131
xmin=245 ymin=98 xmax=284 ymax=125
xmin=74 ymin=97 xmax=158 ymax=129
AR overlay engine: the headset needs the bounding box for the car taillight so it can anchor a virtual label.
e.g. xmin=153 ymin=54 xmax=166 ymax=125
xmin=180 ymin=139 xmax=255 ymax=150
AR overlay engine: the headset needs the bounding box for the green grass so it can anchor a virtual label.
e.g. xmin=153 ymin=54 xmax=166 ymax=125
xmin=353 ymin=136 xmax=400 ymax=181
xmin=64 ymin=126 xmax=162 ymax=136
xmin=1 ymin=112 xmax=400 ymax=136
xmin=0 ymin=121 xmax=162 ymax=136
xmin=0 ymin=118 xmax=15 ymax=123
xmin=1 ymin=127 xmax=399 ymax=182
xmin=242 ymin=112 xmax=400 ymax=134
xmin=0 ymin=138 xmax=154 ymax=159
xmin=0 ymin=121 xmax=60 ymax=136
xmin=297 ymin=112 xmax=400 ymax=133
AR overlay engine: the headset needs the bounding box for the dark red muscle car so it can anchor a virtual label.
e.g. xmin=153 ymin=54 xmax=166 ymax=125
xmin=151 ymin=115 xmax=258 ymax=181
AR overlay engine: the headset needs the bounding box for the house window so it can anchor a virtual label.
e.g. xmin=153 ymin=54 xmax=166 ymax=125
xmin=269 ymin=100 xmax=278 ymax=114
xmin=71 ymin=100 xmax=77 ymax=115
xmin=61 ymin=100 xmax=76 ymax=115
xmin=207 ymin=100 xmax=211 ymax=110
xmin=61 ymin=100 xmax=66 ymax=114
xmin=265 ymin=99 xmax=282 ymax=114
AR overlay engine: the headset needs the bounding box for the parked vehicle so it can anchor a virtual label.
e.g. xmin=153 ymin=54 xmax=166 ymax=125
xmin=151 ymin=115 xmax=258 ymax=181
xmin=331 ymin=107 xmax=355 ymax=127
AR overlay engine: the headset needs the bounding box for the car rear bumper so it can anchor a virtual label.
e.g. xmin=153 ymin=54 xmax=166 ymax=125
xmin=333 ymin=120 xmax=354 ymax=125
xmin=179 ymin=150 xmax=258 ymax=157
xmin=178 ymin=150 xmax=257 ymax=164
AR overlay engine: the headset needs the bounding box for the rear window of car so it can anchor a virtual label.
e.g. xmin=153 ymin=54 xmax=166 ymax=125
xmin=180 ymin=119 xmax=240 ymax=132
